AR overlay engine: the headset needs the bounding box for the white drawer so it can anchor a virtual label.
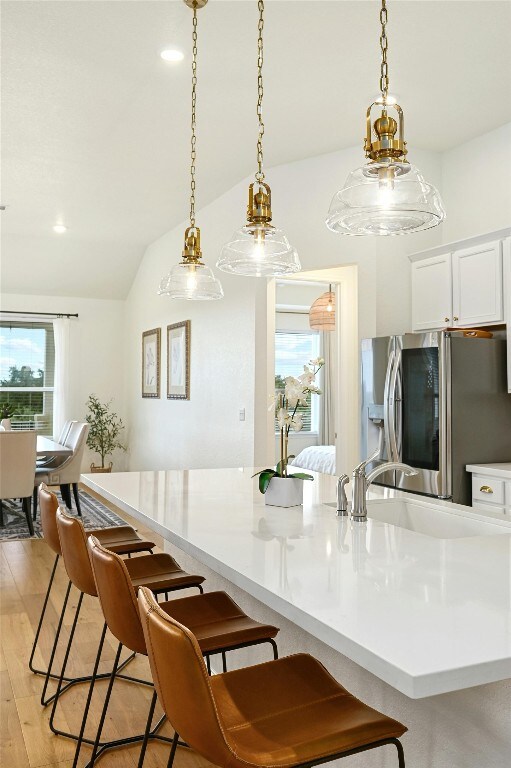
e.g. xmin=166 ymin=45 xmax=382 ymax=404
xmin=506 ymin=481 xmax=511 ymax=505
xmin=472 ymin=475 xmax=505 ymax=505
xmin=472 ymin=502 xmax=506 ymax=516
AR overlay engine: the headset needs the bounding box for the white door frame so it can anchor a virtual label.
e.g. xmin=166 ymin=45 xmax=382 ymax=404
xmin=263 ymin=265 xmax=359 ymax=476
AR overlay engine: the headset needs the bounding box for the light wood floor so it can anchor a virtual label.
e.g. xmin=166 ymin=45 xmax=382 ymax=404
xmin=0 ymin=487 xmax=213 ymax=768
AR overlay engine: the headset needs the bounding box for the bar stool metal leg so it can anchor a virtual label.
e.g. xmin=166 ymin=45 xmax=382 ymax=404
xmin=71 ymin=622 xmax=108 ymax=768
xmin=137 ymin=690 xmax=158 ymax=768
xmin=40 ymin=578 xmax=72 ymax=705
xmin=86 ymin=641 xmax=124 ymax=767
xmin=167 ymin=731 xmax=180 ymax=768
xmin=48 ymin=591 xmax=85 ymax=732
xmin=29 ymin=553 xmax=59 ymax=675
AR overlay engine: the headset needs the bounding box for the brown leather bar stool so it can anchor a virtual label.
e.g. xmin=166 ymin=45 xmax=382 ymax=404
xmin=47 ymin=506 xmax=205 ymax=752
xmin=138 ymin=586 xmax=407 ymax=768
xmin=30 ymin=483 xmax=156 ymax=700
xmin=81 ymin=535 xmax=279 ymax=768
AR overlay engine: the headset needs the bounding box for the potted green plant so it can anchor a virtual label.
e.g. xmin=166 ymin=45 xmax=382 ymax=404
xmin=254 ymin=357 xmax=324 ymax=507
xmin=0 ymin=402 xmax=16 ymax=430
xmin=85 ymin=395 xmax=126 ymax=473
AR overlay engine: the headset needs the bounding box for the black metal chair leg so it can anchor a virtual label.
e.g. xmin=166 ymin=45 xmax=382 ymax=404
xmin=48 ymin=592 xmax=84 ymax=730
xmin=72 ymin=622 xmax=107 ymax=768
xmin=33 ymin=486 xmax=38 ymax=521
xmin=22 ymin=496 xmax=34 ymax=536
xmin=269 ymin=638 xmax=279 ymax=659
xmin=40 ymin=578 xmax=72 ymax=705
xmin=167 ymin=731 xmax=180 ymax=768
xmin=29 ymin=554 xmax=59 ymax=674
xmin=222 ymin=651 xmax=227 ymax=672
xmin=137 ymin=689 xmax=158 ymax=768
xmin=87 ymin=641 xmax=123 ymax=767
xmin=72 ymin=483 xmax=82 ymax=516
xmin=392 ymin=738 xmax=406 ymax=767
xmin=206 ymin=655 xmax=211 ymax=675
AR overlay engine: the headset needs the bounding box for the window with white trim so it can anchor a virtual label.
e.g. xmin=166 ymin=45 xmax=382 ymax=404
xmin=275 ymin=329 xmax=320 ymax=434
xmin=0 ymin=322 xmax=55 ymax=435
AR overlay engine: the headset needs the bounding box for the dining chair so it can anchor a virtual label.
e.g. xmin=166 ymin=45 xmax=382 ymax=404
xmin=138 ymin=586 xmax=407 ymax=768
xmin=34 ymin=421 xmax=89 ymax=517
xmin=0 ymin=430 xmax=37 ymax=535
xmin=36 ymin=419 xmax=77 ymax=468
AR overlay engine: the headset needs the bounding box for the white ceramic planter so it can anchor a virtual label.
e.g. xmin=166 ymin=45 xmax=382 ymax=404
xmin=265 ymin=476 xmax=304 ymax=507
xmin=1 ymin=418 xmax=12 ymax=431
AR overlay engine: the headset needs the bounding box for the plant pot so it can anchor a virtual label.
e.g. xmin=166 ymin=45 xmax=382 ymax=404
xmin=1 ymin=418 xmax=12 ymax=431
xmin=90 ymin=462 xmax=113 ymax=474
xmin=265 ymin=476 xmax=303 ymax=507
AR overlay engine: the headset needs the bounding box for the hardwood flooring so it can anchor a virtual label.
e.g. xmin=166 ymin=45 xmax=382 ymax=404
xmin=0 ymin=487 xmax=213 ymax=768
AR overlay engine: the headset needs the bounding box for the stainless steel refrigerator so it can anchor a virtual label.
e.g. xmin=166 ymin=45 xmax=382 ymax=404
xmin=360 ymin=331 xmax=511 ymax=505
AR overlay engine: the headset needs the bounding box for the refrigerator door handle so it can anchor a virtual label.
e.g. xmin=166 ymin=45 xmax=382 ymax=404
xmin=389 ymin=349 xmax=402 ymax=462
xmin=383 ymin=350 xmax=395 ymax=461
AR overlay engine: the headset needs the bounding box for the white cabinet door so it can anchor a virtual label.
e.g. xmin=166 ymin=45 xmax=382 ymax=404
xmin=452 ymin=241 xmax=503 ymax=326
xmin=412 ymin=253 xmax=452 ymax=331
xmin=504 ymin=238 xmax=511 ymax=393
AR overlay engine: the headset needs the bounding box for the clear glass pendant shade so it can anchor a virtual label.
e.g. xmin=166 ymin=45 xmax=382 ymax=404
xmin=158 ymin=262 xmax=224 ymax=300
xmin=326 ymin=161 xmax=445 ymax=236
xmin=217 ymin=224 xmax=301 ymax=277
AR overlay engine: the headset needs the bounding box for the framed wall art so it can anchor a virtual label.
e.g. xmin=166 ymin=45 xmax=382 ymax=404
xmin=142 ymin=327 xmax=161 ymax=398
xmin=167 ymin=320 xmax=190 ymax=400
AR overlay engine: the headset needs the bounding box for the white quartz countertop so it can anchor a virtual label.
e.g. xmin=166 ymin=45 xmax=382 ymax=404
xmin=81 ymin=468 xmax=511 ymax=700
xmin=467 ymin=463 xmax=511 ymax=480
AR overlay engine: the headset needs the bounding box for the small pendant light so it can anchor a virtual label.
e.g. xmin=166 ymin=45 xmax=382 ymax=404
xmin=217 ymin=0 xmax=300 ymax=277
xmin=325 ymin=0 xmax=445 ymax=237
xmin=309 ymin=285 xmax=336 ymax=331
xmin=158 ymin=0 xmax=223 ymax=301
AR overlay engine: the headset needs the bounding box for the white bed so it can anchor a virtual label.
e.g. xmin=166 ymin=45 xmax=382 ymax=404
xmin=289 ymin=445 xmax=336 ymax=475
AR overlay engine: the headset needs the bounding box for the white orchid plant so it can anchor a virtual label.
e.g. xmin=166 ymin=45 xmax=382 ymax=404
xmin=254 ymin=357 xmax=325 ymax=494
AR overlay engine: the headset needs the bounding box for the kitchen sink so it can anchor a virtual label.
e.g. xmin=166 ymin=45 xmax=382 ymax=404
xmin=324 ymin=499 xmax=511 ymax=539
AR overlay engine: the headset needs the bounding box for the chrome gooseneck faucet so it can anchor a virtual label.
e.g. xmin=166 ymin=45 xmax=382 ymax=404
xmin=351 ymin=461 xmax=418 ymax=522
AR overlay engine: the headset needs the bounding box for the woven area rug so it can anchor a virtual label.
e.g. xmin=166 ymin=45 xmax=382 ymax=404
xmin=0 ymin=490 xmax=127 ymax=541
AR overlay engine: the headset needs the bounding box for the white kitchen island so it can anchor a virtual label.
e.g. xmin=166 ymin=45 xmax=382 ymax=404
xmin=82 ymin=468 xmax=511 ymax=768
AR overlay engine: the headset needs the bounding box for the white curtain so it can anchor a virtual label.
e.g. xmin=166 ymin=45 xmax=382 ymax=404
xmin=53 ymin=318 xmax=71 ymax=440
xmin=319 ymin=330 xmax=336 ymax=445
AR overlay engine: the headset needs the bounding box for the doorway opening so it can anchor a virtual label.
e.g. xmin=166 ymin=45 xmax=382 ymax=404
xmin=267 ymin=265 xmax=359 ymax=478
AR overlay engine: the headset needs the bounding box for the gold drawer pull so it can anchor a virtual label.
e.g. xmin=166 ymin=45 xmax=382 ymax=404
xmin=479 ymin=485 xmax=493 ymax=494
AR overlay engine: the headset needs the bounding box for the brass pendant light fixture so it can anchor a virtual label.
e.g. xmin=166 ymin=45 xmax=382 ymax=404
xmin=309 ymin=285 xmax=336 ymax=332
xmin=217 ymin=0 xmax=300 ymax=277
xmin=325 ymin=0 xmax=445 ymax=237
xmin=158 ymin=0 xmax=223 ymax=300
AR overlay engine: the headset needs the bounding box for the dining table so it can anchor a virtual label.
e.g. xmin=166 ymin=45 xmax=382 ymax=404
xmin=36 ymin=435 xmax=72 ymax=458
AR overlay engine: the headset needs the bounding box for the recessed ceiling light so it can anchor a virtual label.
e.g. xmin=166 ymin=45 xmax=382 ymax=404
xmin=53 ymin=224 xmax=67 ymax=234
xmin=160 ymin=48 xmax=184 ymax=63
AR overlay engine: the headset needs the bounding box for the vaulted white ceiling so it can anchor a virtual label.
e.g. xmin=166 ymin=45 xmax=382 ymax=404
xmin=2 ymin=1 xmax=511 ymax=299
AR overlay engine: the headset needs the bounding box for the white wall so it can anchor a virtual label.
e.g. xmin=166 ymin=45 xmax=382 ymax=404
xmin=125 ymin=143 xmax=442 ymax=471
xmin=0 ymin=293 xmax=127 ymax=471
xmin=440 ymin=122 xmax=511 ymax=244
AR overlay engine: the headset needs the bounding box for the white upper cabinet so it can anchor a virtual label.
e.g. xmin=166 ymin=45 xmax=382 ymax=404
xmin=410 ymin=229 xmax=510 ymax=333
xmin=504 ymin=238 xmax=511 ymax=393
xmin=452 ymin=241 xmax=503 ymax=326
xmin=412 ymin=253 xmax=452 ymax=331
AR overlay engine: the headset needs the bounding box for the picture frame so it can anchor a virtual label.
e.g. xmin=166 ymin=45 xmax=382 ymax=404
xmin=142 ymin=328 xmax=161 ymax=398
xmin=167 ymin=320 xmax=190 ymax=400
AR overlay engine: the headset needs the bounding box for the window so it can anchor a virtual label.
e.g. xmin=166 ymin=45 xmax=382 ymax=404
xmin=275 ymin=329 xmax=320 ymax=433
xmin=0 ymin=322 xmax=55 ymax=435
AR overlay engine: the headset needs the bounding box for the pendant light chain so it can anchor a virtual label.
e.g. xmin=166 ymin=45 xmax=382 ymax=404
xmin=379 ymin=0 xmax=389 ymax=104
xmin=255 ymin=0 xmax=265 ymax=184
xmin=190 ymin=4 xmax=198 ymax=228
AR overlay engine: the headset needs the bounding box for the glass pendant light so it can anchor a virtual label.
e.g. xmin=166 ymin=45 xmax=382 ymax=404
xmin=217 ymin=0 xmax=300 ymax=277
xmin=158 ymin=0 xmax=223 ymax=300
xmin=325 ymin=0 xmax=445 ymax=237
